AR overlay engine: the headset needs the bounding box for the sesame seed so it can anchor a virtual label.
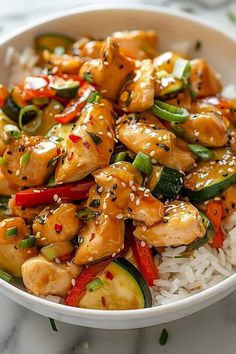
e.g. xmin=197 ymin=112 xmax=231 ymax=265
xmin=88 ymin=256 xmax=94 ymax=262
xmin=151 ymin=159 xmax=157 ymax=164
xmin=131 ymin=185 xmax=137 ymax=192
xmin=163 ymin=134 xmax=168 ymax=141
xmin=136 ymin=198 xmax=140 ymax=206
xmin=107 ymin=176 xmax=113 ymax=181
xmin=112 ymin=253 xmax=116 ymax=257
xmin=130 ymin=193 xmax=135 ymax=202
xmin=98 ymin=187 xmax=103 ymax=193
xmin=53 ymin=194 xmax=59 ymax=202
xmin=107 ymin=132 xmax=112 ymax=138
xmin=150 ymin=150 xmax=155 ymax=157
xmin=129 ymin=180 xmax=134 ymax=187
xmin=103 ymin=201 xmax=107 ymax=209
xmin=142 ymin=226 xmax=147 ymax=232
xmin=121 ymin=182 xmax=127 ymax=188
xmin=116 ymin=214 xmax=123 ymax=219
xmin=214 ymin=197 xmax=221 ymax=201
xmin=71 ymin=279 xmax=76 ymax=286
xmin=228 ymin=167 xmax=234 ymax=173
xmin=16 ymin=169 xmax=20 ymax=176
xmin=98 ymin=115 xmax=104 ymax=120
xmin=210 ymin=137 xmax=214 ymax=142
xmin=98 ymin=131 xmax=103 ymax=135
xmin=55 ymin=258 xmax=61 ymax=264
xmin=141 ymin=241 xmax=146 ymax=247
xmin=1 ymin=221 xmax=6 ymax=227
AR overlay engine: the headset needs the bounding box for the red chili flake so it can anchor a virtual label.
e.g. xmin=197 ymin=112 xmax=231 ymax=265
xmin=105 ymin=271 xmax=114 ymax=280
xmin=54 ymin=223 xmax=63 ymax=233
xmin=89 ymin=232 xmax=95 ymax=241
xmin=101 ymin=296 xmax=106 ymax=307
xmin=56 ymin=148 xmax=61 ymax=156
xmin=69 ymin=134 xmax=82 ymax=143
xmin=83 ymin=141 xmax=90 ymax=149
xmin=68 ymin=152 xmax=74 ymax=161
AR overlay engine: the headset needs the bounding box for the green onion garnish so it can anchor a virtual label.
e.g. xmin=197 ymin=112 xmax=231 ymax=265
xmin=18 ymin=235 xmax=35 ymax=249
xmin=20 ymin=151 xmax=31 ymax=167
xmin=159 ymin=328 xmax=168 ymax=346
xmin=89 ymin=199 xmax=100 ymax=208
xmin=111 ymin=151 xmax=128 ymax=163
xmin=83 ymin=72 xmax=94 ymax=83
xmin=173 ymin=58 xmax=191 ymax=81
xmin=32 ymin=97 xmax=50 ymax=106
xmin=48 ymin=136 xmax=64 ymax=144
xmin=133 ymin=152 xmax=153 ymax=176
xmin=77 ymin=208 xmax=96 ymax=221
xmin=0 ymin=157 xmax=7 ymax=166
xmin=19 ymin=105 xmax=42 ymax=133
xmin=87 ymin=131 xmax=103 ymax=145
xmin=151 ymin=100 xmax=189 ymax=123
xmin=86 ymin=278 xmax=104 ymax=292
xmin=188 ymin=144 xmax=214 ymax=161
xmin=47 ymin=156 xmax=60 ymax=167
xmin=87 ymin=91 xmax=102 ymax=104
xmin=49 ymin=318 xmax=58 ymax=332
xmin=47 ymin=175 xmax=55 ymax=187
xmin=5 ymin=226 xmax=17 ymax=238
xmin=41 ymin=245 xmax=57 ymax=261
xmin=156 ymin=70 xmax=168 ymax=80
xmin=0 ymin=196 xmax=10 ymax=211
xmin=0 ymin=269 xmax=13 ymax=282
xmin=3 ymin=124 xmax=22 ymax=139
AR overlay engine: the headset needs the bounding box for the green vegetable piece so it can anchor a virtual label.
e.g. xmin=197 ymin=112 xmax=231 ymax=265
xmin=87 ymin=131 xmax=103 ymax=145
xmin=86 ymin=278 xmax=104 ymax=292
xmin=0 ymin=269 xmax=13 ymax=282
xmin=77 ymin=208 xmax=96 ymax=221
xmin=159 ymin=328 xmax=169 ymax=346
xmin=111 ymin=151 xmax=128 ymax=163
xmin=87 ymin=91 xmax=101 ymax=104
xmin=173 ymin=58 xmax=191 ymax=81
xmin=151 ymin=100 xmax=189 ymax=123
xmin=6 ymin=226 xmax=17 ymax=238
xmin=18 ymin=236 xmax=35 ymax=249
xmin=20 ymin=152 xmax=31 ymax=168
xmin=49 ymin=318 xmax=58 ymax=332
xmin=0 ymin=157 xmax=7 ymax=166
xmin=188 ymin=144 xmax=214 ymax=161
xmin=133 ymin=152 xmax=153 ymax=176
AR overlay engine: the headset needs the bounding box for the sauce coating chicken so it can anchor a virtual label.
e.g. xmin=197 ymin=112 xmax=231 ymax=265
xmin=134 ymin=201 xmax=205 ymax=247
xmin=86 ymin=162 xmax=164 ymax=226
xmin=0 ymin=171 xmax=18 ymax=196
xmin=8 ymin=196 xmax=45 ymax=224
xmin=74 ymin=213 xmax=125 ymax=266
xmin=55 ymin=99 xmax=115 ymax=183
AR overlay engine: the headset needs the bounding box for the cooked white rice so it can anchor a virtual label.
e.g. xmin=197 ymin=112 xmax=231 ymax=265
xmin=4 ymin=46 xmax=236 ymax=307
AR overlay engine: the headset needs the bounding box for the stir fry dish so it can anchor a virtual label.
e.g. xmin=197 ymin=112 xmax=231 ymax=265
xmin=0 ymin=30 xmax=236 ymax=310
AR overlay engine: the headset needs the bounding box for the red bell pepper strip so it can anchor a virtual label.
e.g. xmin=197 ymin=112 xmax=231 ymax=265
xmin=127 ymin=224 xmax=158 ymax=286
xmin=15 ymin=177 xmax=95 ymax=207
xmin=65 ymin=259 xmax=112 ymax=307
xmin=22 ymin=76 xmax=56 ymax=101
xmin=206 ymin=201 xmax=224 ymax=248
xmin=55 ymin=83 xmax=95 ymax=124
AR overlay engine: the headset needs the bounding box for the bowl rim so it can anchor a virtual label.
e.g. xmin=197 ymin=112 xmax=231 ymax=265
xmin=1 ymin=3 xmax=236 ymax=319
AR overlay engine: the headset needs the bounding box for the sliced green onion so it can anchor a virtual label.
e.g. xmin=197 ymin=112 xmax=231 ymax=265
xmin=48 ymin=136 xmax=64 ymax=144
xmin=0 ymin=157 xmax=7 ymax=166
xmin=133 ymin=152 xmax=153 ymax=176
xmin=35 ymin=215 xmax=47 ymax=225
xmin=49 ymin=318 xmax=58 ymax=332
xmin=3 ymin=124 xmax=22 ymax=139
xmin=151 ymin=100 xmax=189 ymax=123
xmin=54 ymin=46 xmax=65 ymax=56
xmin=173 ymin=58 xmax=191 ymax=81
xmin=87 ymin=131 xmax=103 ymax=145
xmin=86 ymin=278 xmax=104 ymax=292
xmin=32 ymin=97 xmax=50 ymax=106
xmin=47 ymin=175 xmax=55 ymax=186
xmin=159 ymin=328 xmax=168 ymax=346
xmin=87 ymin=91 xmax=101 ymax=104
xmin=111 ymin=151 xmax=128 ymax=163
xmin=188 ymin=144 xmax=214 ymax=161
xmin=20 ymin=151 xmax=31 ymax=167
xmin=18 ymin=235 xmax=35 ymax=249
xmin=47 ymin=156 xmax=60 ymax=168
xmin=41 ymin=245 xmax=56 ymax=261
xmin=5 ymin=226 xmax=17 ymax=238
xmin=0 ymin=269 xmax=13 ymax=282
xmin=19 ymin=105 xmax=42 ymax=133
xmin=83 ymin=72 xmax=94 ymax=83
xmin=0 ymin=196 xmax=10 ymax=211
xmin=77 ymin=208 xmax=96 ymax=221
xmin=156 ymin=70 xmax=169 ymax=80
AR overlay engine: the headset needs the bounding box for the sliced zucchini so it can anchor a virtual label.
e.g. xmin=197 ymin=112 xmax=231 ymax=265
xmin=158 ymin=76 xmax=184 ymax=97
xmin=2 ymin=89 xmax=35 ymax=123
xmin=50 ymin=81 xmax=79 ymax=99
xmin=46 ymin=122 xmax=74 ymax=143
xmin=79 ymin=258 xmax=152 ymax=310
xmin=35 ymin=100 xmax=64 ymax=136
xmin=183 ymin=149 xmax=236 ymax=203
xmin=187 ymin=211 xmax=215 ymax=250
xmin=147 ymin=166 xmax=184 ymax=199
xmin=35 ymin=33 xmax=74 ymax=53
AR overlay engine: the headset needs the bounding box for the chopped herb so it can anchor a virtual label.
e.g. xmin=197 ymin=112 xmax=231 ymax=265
xmin=159 ymin=328 xmax=168 ymax=346
xmin=194 ymin=40 xmax=202 ymax=51
xmin=83 ymin=72 xmax=94 ymax=83
xmin=133 ymin=152 xmax=153 ymax=176
xmin=35 ymin=215 xmax=47 ymax=225
xmin=47 ymin=156 xmax=60 ymax=167
xmin=0 ymin=269 xmax=13 ymax=282
xmin=111 ymin=151 xmax=128 ymax=163
xmin=0 ymin=196 xmax=10 ymax=211
xmin=87 ymin=131 xmax=103 ymax=145
xmin=3 ymin=124 xmax=22 ymax=139
xmin=49 ymin=318 xmax=58 ymax=332
xmin=6 ymin=226 xmax=17 ymax=238
xmin=227 ymin=11 xmax=236 ymax=24
xmin=87 ymin=91 xmax=102 ymax=103
xmin=89 ymin=199 xmax=100 ymax=208
xmin=20 ymin=151 xmax=31 ymax=167
xmin=47 ymin=175 xmax=55 ymax=186
xmin=86 ymin=278 xmax=104 ymax=292
xmin=77 ymin=208 xmax=96 ymax=221
xmin=18 ymin=236 xmax=35 ymax=249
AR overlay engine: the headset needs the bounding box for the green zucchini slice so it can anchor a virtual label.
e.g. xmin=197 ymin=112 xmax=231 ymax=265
xmin=187 ymin=212 xmax=215 ymax=250
xmin=35 ymin=33 xmax=74 ymax=53
xmin=50 ymin=81 xmax=79 ymax=99
xmin=159 ymin=77 xmax=184 ymax=97
xmin=147 ymin=166 xmax=184 ymax=199
xmin=79 ymin=258 xmax=152 ymax=310
xmin=2 ymin=90 xmax=36 ymax=123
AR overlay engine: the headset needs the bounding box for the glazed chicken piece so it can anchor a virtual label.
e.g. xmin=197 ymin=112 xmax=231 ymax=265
xmin=22 ymin=255 xmax=81 ymax=297
xmin=220 ymin=185 xmax=236 ymax=218
xmin=153 ymin=51 xmax=180 ymax=73
xmin=190 ymin=59 xmax=222 ymax=97
xmin=119 ymin=59 xmax=155 ymax=112
xmin=55 ymin=99 xmax=115 ymax=183
xmin=0 ymin=171 xmax=18 ymax=196
xmin=172 ymin=111 xmax=228 ymax=147
xmin=33 ymin=203 xmax=83 ymax=247
xmin=79 ymin=37 xmax=135 ymax=100
xmin=0 ymin=217 xmax=37 ymax=276
xmin=1 ymin=135 xmax=58 ymax=187
xmin=134 ymin=201 xmax=205 ymax=247
xmin=74 ymin=213 xmax=125 ymax=266
xmin=112 ymin=30 xmax=158 ymax=59
xmin=8 ymin=197 xmax=45 ymax=224
xmin=86 ymin=162 xmax=164 ymax=227
xmin=116 ymin=112 xmax=195 ymax=172
xmin=79 ymin=40 xmax=104 ymax=59
xmin=43 ymin=51 xmax=83 ymax=74
xmin=165 ymin=90 xmax=192 ymax=111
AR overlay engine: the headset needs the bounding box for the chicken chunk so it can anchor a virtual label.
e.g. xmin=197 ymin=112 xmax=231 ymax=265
xmin=55 ymin=99 xmax=115 ymax=183
xmin=0 ymin=171 xmax=18 ymax=196
xmin=33 ymin=203 xmax=83 ymax=247
xmin=153 ymin=52 xmax=180 ymax=73
xmin=74 ymin=213 xmax=125 ymax=266
xmin=116 ymin=112 xmax=195 ymax=172
xmin=8 ymin=196 xmax=45 ymax=224
xmin=43 ymin=51 xmax=83 ymax=74
xmin=1 ymin=135 xmax=58 ymax=187
xmin=119 ymin=59 xmax=155 ymax=112
xmin=134 ymin=201 xmax=205 ymax=247
xmin=22 ymin=255 xmax=81 ymax=297
xmin=79 ymin=37 xmax=135 ymax=100
xmin=0 ymin=217 xmax=37 ymax=276
xmin=190 ymin=59 xmax=222 ymax=97
xmin=221 ymin=185 xmax=236 ymax=218
xmin=112 ymin=30 xmax=158 ymax=59
xmin=86 ymin=162 xmax=164 ymax=227
xmin=79 ymin=40 xmax=103 ymax=59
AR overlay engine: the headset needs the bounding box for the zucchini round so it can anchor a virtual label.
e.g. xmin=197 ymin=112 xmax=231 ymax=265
xmin=35 ymin=33 xmax=74 ymax=53
xmin=2 ymin=91 xmax=36 ymax=123
xmin=79 ymin=257 xmax=152 ymax=310
xmin=50 ymin=81 xmax=79 ymax=99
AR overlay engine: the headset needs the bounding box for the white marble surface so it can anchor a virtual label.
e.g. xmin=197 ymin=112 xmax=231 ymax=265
xmin=1 ymin=1 xmax=236 ymax=353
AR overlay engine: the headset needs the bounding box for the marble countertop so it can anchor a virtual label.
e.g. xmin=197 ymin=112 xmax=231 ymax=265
xmin=1 ymin=1 xmax=236 ymax=353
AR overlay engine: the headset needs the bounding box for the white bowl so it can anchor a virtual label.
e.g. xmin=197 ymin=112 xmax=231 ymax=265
xmin=0 ymin=4 xmax=236 ymax=330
